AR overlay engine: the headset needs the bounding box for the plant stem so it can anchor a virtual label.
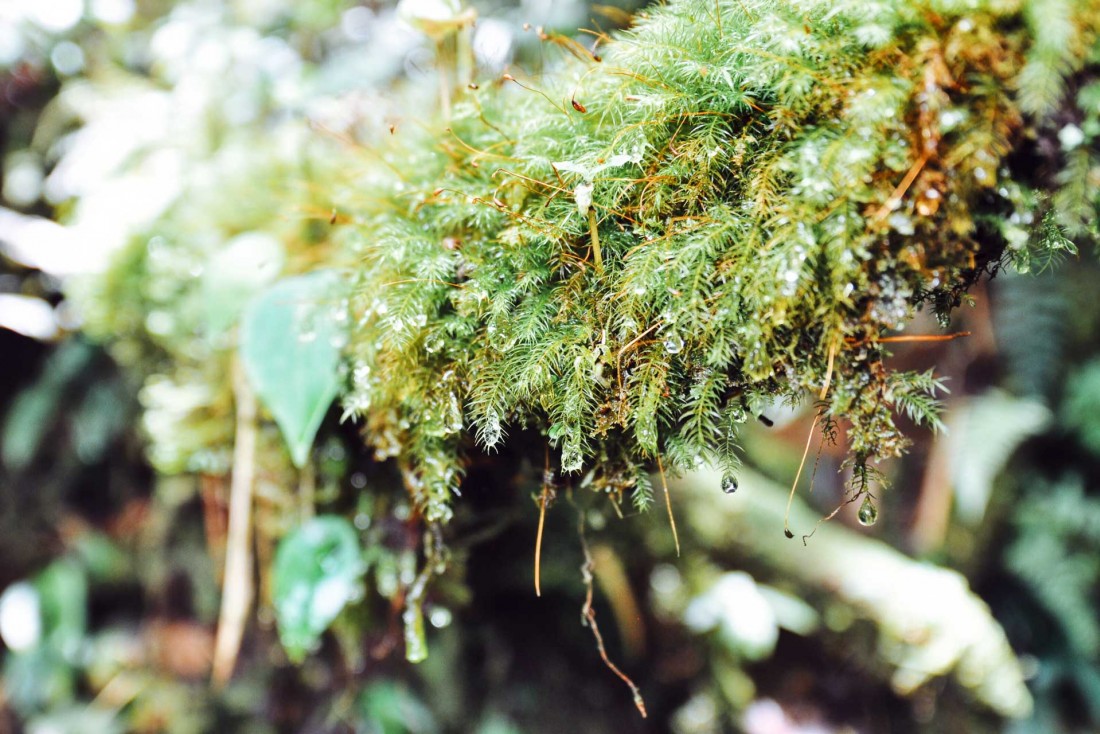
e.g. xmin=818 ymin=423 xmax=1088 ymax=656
xmin=588 ymin=208 xmax=602 ymax=270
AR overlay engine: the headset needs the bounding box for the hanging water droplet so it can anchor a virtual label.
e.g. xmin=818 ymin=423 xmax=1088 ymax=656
xmin=858 ymin=495 xmax=878 ymax=526
xmin=663 ymin=331 xmax=684 ymax=354
xmin=429 ymin=607 xmax=453 ymax=629
xmin=720 ymin=474 xmax=738 ymax=494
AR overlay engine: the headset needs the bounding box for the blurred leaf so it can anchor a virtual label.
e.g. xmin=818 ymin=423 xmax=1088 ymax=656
xmin=200 ymin=232 xmax=285 ymax=337
xmin=1062 ymin=359 xmax=1100 ymax=456
xmin=949 ymin=391 xmax=1051 ymax=524
xmin=27 ymin=707 xmax=123 ymax=734
xmin=1 ymin=341 xmax=94 ymax=471
xmin=473 ymin=713 xmax=523 ymax=734
xmin=35 ymin=558 xmax=88 ymax=660
xmin=272 ymin=516 xmax=364 ymax=661
xmin=1008 ymin=478 xmax=1100 ymax=658
xmin=71 ymin=533 xmax=130 ymax=583
xmin=684 ymin=571 xmax=778 ymax=661
xmin=0 ymin=559 xmax=88 ymax=715
xmin=2 ymin=646 xmax=78 ymax=716
xmin=358 ymin=681 xmax=438 ymax=734
xmin=70 ymin=380 xmax=130 ymax=464
xmin=240 ymin=272 xmax=345 ymax=467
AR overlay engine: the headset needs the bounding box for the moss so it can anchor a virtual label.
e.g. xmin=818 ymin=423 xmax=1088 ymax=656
xmin=73 ymin=0 xmax=1100 ymax=528
xmin=339 ymin=0 xmax=1097 ymax=522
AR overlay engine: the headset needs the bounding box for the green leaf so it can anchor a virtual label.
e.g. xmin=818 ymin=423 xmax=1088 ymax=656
xmin=35 ymin=559 xmax=88 ymax=659
xmin=1 ymin=341 xmax=94 ymax=471
xmin=359 ymin=681 xmax=439 ymax=734
xmin=272 ymin=516 xmax=364 ymax=662
xmin=240 ymin=272 xmax=346 ymax=467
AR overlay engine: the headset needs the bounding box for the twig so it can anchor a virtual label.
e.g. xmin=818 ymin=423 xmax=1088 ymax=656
xmin=872 ymin=152 xmax=931 ymax=221
xmin=212 ymin=361 xmax=258 ymax=686
xmin=577 ymin=510 xmax=647 ymax=717
xmin=877 ymin=331 xmax=971 ymax=343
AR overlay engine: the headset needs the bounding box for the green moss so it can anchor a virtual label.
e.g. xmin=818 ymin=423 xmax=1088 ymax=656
xmin=77 ymin=0 xmax=1100 ymax=527
xmin=340 ymin=0 xmax=1098 ymax=521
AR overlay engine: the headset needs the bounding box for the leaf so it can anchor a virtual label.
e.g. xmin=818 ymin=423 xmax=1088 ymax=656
xmin=35 ymin=559 xmax=88 ymax=659
xmin=1 ymin=341 xmax=94 ymax=471
xmin=240 ymin=272 xmax=346 ymax=467
xmin=949 ymin=391 xmax=1051 ymax=523
xmin=359 ymin=681 xmax=439 ymax=734
xmin=272 ymin=516 xmax=364 ymax=662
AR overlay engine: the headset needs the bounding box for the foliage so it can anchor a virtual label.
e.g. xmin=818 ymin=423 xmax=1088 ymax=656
xmin=241 ymin=272 xmax=348 ymax=468
xmin=66 ymin=0 xmax=1100 ymax=667
xmin=333 ymin=0 xmax=1100 ymax=528
xmin=6 ymin=0 xmax=1100 ymax=730
xmin=272 ymin=515 xmax=365 ymax=660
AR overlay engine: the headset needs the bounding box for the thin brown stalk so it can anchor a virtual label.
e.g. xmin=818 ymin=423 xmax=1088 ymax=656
xmin=656 ymin=453 xmax=680 ymax=556
xmin=212 ymin=361 xmax=257 ymax=686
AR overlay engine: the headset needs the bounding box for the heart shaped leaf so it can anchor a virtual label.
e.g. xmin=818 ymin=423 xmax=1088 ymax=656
xmin=240 ymin=271 xmax=345 ymax=467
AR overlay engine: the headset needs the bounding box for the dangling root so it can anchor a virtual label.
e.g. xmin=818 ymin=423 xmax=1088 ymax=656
xmin=577 ymin=509 xmax=647 ymax=718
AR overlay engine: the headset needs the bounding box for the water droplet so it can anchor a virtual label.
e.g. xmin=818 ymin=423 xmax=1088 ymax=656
xmin=663 ymin=331 xmax=684 ymax=354
xmin=424 ymin=334 xmax=445 ymax=354
xmin=721 ymin=474 xmax=738 ymax=494
xmin=429 ymin=607 xmax=453 ymax=628
xmin=858 ymin=495 xmax=878 ymax=526
xmin=298 ymin=329 xmax=317 ymax=343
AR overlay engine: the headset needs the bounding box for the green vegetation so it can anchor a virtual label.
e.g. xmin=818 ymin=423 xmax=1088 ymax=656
xmin=5 ymin=0 xmax=1100 ymax=730
xmin=77 ymin=0 xmax=1100 ymax=661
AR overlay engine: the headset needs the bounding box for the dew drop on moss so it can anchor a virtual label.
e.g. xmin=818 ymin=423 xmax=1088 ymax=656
xmin=424 ymin=334 xmax=444 ymax=354
xmin=720 ymin=474 xmax=738 ymax=494
xmin=663 ymin=331 xmax=684 ymax=354
xmin=858 ymin=495 xmax=878 ymax=527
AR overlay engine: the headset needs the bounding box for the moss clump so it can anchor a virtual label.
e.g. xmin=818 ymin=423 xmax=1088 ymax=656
xmin=341 ymin=0 xmax=1093 ymax=522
